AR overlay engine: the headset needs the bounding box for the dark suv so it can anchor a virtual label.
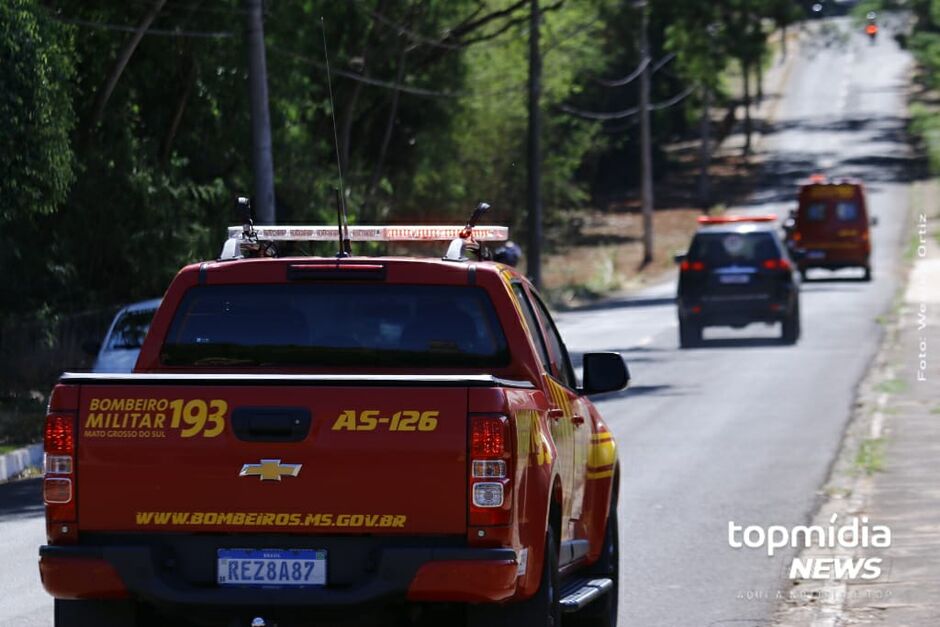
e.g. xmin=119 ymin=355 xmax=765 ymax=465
xmin=675 ymin=216 xmax=801 ymax=347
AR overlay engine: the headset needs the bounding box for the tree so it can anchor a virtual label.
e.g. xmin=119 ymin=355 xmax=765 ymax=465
xmin=0 ymin=0 xmax=75 ymax=225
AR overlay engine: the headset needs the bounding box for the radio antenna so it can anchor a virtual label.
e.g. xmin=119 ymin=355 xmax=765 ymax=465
xmin=321 ymin=17 xmax=351 ymax=257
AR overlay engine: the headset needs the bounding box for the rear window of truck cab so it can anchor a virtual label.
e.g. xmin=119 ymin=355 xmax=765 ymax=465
xmin=160 ymin=284 xmax=510 ymax=368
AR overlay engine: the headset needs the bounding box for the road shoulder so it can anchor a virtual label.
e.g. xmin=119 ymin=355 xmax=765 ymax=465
xmin=774 ymin=179 xmax=940 ymax=626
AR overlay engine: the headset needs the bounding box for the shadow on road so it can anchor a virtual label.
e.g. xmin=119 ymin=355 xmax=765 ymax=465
xmin=559 ymin=295 xmax=675 ymax=313
xmin=0 ymin=477 xmax=43 ymax=522
xmin=689 ymin=337 xmax=789 ymax=349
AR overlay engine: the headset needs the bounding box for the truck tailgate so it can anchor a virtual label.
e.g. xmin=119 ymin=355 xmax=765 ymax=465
xmin=76 ymin=381 xmax=468 ymax=535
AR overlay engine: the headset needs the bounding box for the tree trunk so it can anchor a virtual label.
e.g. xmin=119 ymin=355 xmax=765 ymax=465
xmin=742 ymin=59 xmax=752 ymax=156
xmin=639 ymin=2 xmax=653 ymax=265
xmin=161 ymin=60 xmax=196 ymax=165
xmin=339 ymin=0 xmax=387 ymax=175
xmin=756 ymin=54 xmax=764 ymax=104
xmin=366 ymin=46 xmax=408 ymax=221
xmin=88 ymin=0 xmax=167 ymax=131
xmin=698 ymin=88 xmax=711 ymax=210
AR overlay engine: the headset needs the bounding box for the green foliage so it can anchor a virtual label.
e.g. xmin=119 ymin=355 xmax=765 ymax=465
xmin=0 ymin=0 xmax=793 ymax=325
xmin=0 ymin=0 xmax=75 ymax=223
xmin=0 ymin=396 xmax=45 ymax=447
xmin=911 ymin=102 xmax=940 ymax=173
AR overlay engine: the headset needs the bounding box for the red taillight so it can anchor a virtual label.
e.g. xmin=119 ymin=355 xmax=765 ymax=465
xmin=680 ymin=260 xmax=706 ymax=272
xmin=792 ymin=231 xmax=802 ymax=242
xmin=763 ymin=258 xmax=792 ymax=271
xmin=472 ymin=417 xmax=507 ymax=458
xmin=469 ymin=415 xmax=512 ymax=528
xmin=44 ymin=413 xmax=76 ymax=528
xmin=44 ymin=415 xmax=74 ymax=455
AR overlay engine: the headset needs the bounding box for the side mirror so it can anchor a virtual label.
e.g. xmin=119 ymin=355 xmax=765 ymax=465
xmin=81 ymin=339 xmax=102 ymax=357
xmin=673 ymin=253 xmax=687 ymax=265
xmin=870 ymin=216 xmax=879 ymax=227
xmin=581 ymin=352 xmax=630 ymax=395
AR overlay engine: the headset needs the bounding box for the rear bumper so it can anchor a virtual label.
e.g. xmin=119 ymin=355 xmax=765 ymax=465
xmin=40 ymin=543 xmax=519 ymax=609
xmin=679 ymin=296 xmax=794 ymax=326
xmin=796 ymin=247 xmax=869 ymax=269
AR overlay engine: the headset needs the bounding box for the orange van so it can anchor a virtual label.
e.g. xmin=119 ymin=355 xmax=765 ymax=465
xmin=785 ymin=176 xmax=873 ymax=281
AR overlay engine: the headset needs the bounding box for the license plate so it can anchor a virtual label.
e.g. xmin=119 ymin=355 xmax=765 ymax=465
xmin=217 ymin=549 xmax=326 ymax=587
xmin=807 ymin=250 xmax=826 ymax=260
xmin=719 ymin=274 xmax=751 ymax=284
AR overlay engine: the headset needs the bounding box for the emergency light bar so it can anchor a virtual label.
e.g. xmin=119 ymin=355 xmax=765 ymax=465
xmin=697 ymin=215 xmax=777 ymax=225
xmin=225 ymin=225 xmax=509 ymax=242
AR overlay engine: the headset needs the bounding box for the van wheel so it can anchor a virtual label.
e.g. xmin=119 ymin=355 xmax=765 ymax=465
xmin=679 ymin=319 xmax=702 ymax=348
xmin=862 ymin=266 xmax=872 ymax=282
xmin=569 ymin=507 xmax=619 ymax=627
xmin=467 ymin=529 xmax=560 ymax=627
xmin=54 ymin=599 xmax=137 ymax=627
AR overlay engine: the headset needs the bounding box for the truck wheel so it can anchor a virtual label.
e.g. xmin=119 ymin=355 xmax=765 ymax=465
xmin=679 ymin=319 xmax=702 ymax=348
xmin=467 ymin=529 xmax=560 ymax=627
xmin=514 ymin=528 xmax=561 ymax=627
xmin=570 ymin=507 xmax=619 ymax=627
xmin=54 ymin=599 xmax=137 ymax=627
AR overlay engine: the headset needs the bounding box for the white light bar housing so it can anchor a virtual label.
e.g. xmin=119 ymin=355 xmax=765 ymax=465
xmin=219 ymin=224 xmax=509 ymax=260
xmin=225 ymin=225 xmax=508 ymax=242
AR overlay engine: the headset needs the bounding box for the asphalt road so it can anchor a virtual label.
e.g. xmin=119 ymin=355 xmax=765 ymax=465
xmin=556 ymin=17 xmax=915 ymax=627
xmin=0 ymin=17 xmax=916 ymax=627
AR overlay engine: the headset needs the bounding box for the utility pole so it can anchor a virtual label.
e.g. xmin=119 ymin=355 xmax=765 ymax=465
xmin=700 ymin=23 xmax=719 ymax=210
xmin=245 ymin=0 xmax=276 ymax=224
xmin=698 ymin=87 xmax=711 ymax=209
xmin=638 ymin=1 xmax=653 ymax=265
xmin=526 ymin=0 xmax=542 ymax=289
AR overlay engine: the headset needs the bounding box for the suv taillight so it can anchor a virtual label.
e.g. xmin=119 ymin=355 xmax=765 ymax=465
xmin=469 ymin=415 xmax=512 ymax=526
xmin=680 ymin=260 xmax=706 ymax=272
xmin=44 ymin=413 xmax=76 ymax=523
xmin=762 ymin=258 xmax=792 ymax=271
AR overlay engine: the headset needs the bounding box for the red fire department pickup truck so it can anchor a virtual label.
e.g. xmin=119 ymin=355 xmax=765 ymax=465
xmin=39 ymin=221 xmax=627 ymax=627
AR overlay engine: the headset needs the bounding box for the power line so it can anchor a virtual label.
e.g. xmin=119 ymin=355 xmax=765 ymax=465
xmin=267 ymin=44 xmax=526 ymax=100
xmin=592 ymin=52 xmax=674 ymax=88
xmin=354 ymin=2 xmax=465 ymax=51
xmin=48 ymin=13 xmax=235 ymax=38
xmin=556 ymin=85 xmax=697 ymax=121
xmin=594 ymin=57 xmax=649 ymax=88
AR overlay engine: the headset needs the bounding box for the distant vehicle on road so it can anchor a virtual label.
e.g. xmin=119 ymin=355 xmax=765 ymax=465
xmin=784 ymin=175 xmax=873 ymax=281
xmin=91 ymin=298 xmax=161 ymax=372
xmin=675 ymin=215 xmax=801 ymax=347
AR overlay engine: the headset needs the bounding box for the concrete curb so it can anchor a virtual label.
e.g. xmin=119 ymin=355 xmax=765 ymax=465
xmin=0 ymin=443 xmax=42 ymax=482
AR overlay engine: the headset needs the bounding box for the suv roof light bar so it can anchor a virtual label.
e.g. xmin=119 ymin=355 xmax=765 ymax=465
xmin=697 ymin=215 xmax=777 ymax=225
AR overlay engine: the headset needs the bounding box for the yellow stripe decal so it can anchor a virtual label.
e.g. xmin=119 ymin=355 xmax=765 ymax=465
xmin=588 ymin=439 xmax=617 ymax=469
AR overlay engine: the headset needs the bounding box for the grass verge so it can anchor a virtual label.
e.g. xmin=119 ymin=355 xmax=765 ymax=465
xmin=855 ymin=438 xmax=886 ymax=475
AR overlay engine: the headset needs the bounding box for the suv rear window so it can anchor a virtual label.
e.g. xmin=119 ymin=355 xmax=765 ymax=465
xmin=161 ymin=284 xmax=509 ymax=368
xmin=689 ymin=231 xmax=780 ymax=266
xmin=107 ymin=309 xmax=156 ymax=350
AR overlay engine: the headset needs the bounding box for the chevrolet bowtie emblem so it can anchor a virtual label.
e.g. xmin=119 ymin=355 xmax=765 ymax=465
xmin=239 ymin=459 xmax=302 ymax=481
